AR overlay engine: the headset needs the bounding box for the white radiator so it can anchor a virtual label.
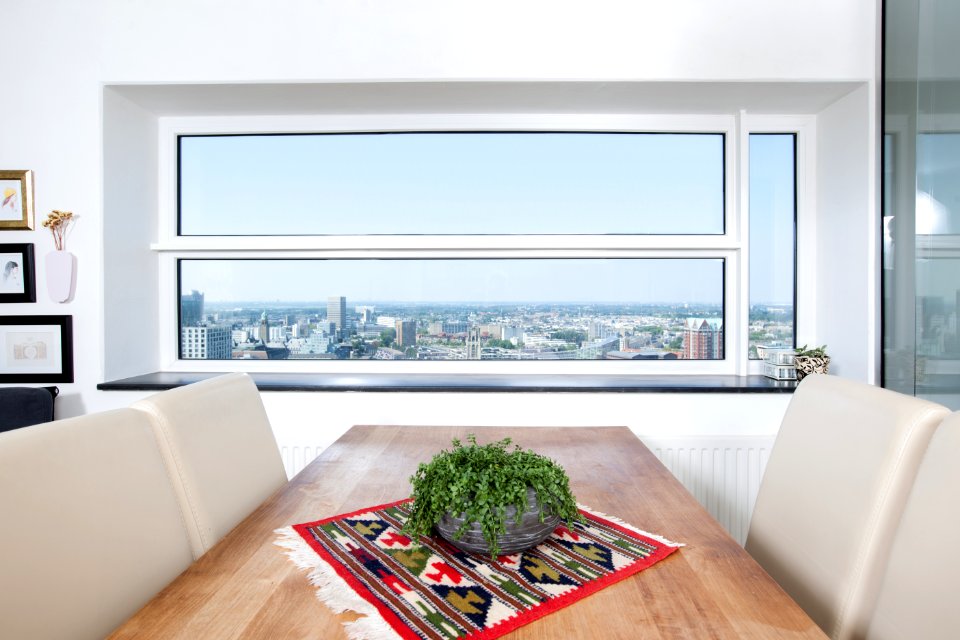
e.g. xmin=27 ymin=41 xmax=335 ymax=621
xmin=642 ymin=436 xmax=775 ymax=545
xmin=280 ymin=445 xmax=328 ymax=480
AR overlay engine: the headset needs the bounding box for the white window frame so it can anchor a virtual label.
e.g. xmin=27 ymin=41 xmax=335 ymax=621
xmin=154 ymin=113 xmax=812 ymax=376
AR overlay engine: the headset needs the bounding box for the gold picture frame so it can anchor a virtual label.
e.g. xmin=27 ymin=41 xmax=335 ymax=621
xmin=0 ymin=170 xmax=35 ymax=230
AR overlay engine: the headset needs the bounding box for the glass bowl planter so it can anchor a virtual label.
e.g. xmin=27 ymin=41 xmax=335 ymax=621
xmin=434 ymin=487 xmax=561 ymax=556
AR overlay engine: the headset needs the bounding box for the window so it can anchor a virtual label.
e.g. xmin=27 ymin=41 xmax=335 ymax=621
xmin=748 ymin=133 xmax=796 ymax=358
xmin=179 ymin=132 xmax=724 ymax=236
xmin=178 ymin=258 xmax=725 ymax=361
xmin=159 ymin=116 xmax=800 ymax=374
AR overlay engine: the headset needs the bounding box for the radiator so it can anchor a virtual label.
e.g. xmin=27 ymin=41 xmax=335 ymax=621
xmin=642 ymin=436 xmax=775 ymax=545
xmin=280 ymin=445 xmax=328 ymax=480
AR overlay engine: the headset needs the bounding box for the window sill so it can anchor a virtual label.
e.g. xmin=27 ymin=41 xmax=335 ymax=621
xmin=98 ymin=372 xmax=797 ymax=393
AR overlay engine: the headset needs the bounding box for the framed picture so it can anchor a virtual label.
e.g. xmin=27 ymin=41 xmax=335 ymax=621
xmin=0 ymin=315 xmax=73 ymax=382
xmin=0 ymin=243 xmax=36 ymax=302
xmin=0 ymin=170 xmax=35 ymax=230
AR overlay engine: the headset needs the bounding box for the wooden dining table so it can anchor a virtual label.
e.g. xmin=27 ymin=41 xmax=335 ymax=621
xmin=109 ymin=425 xmax=826 ymax=639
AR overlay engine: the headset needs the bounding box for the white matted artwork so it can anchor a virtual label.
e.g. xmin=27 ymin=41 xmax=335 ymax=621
xmin=0 ymin=243 xmax=36 ymax=302
xmin=0 ymin=252 xmax=24 ymax=293
xmin=0 ymin=316 xmax=73 ymax=382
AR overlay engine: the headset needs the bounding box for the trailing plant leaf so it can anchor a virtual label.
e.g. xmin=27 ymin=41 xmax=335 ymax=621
xmin=402 ymin=435 xmax=582 ymax=558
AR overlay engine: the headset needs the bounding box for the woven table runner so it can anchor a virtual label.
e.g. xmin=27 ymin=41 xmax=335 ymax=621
xmin=276 ymin=500 xmax=682 ymax=640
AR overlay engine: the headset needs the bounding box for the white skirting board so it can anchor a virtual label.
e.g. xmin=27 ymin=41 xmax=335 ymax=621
xmin=641 ymin=435 xmax=775 ymax=546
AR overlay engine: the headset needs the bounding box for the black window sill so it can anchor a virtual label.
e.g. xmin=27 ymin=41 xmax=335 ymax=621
xmin=98 ymin=372 xmax=797 ymax=393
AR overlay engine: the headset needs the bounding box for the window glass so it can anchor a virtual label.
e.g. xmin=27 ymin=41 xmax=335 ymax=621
xmin=179 ymin=258 xmax=724 ymax=361
xmin=749 ymin=134 xmax=796 ymax=358
xmin=178 ymin=132 xmax=725 ymax=236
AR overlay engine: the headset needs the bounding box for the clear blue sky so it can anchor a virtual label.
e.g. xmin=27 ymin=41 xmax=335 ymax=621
xmin=181 ymin=258 xmax=724 ymax=305
xmin=180 ymin=132 xmax=724 ymax=236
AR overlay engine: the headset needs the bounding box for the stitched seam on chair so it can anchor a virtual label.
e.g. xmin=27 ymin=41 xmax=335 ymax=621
xmin=137 ymin=403 xmax=210 ymax=554
xmin=831 ymin=406 xmax=942 ymax=640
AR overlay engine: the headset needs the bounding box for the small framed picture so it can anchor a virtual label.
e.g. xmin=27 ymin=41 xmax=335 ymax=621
xmin=0 ymin=243 xmax=36 ymax=303
xmin=0 ymin=170 xmax=35 ymax=230
xmin=0 ymin=315 xmax=73 ymax=382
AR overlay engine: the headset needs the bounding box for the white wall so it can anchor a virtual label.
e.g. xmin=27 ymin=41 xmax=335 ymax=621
xmin=1 ymin=0 xmax=878 ymax=441
xmin=816 ymin=84 xmax=879 ymax=382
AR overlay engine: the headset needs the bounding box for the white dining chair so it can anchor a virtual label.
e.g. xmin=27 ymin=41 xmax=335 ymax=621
xmin=864 ymin=410 xmax=960 ymax=639
xmin=132 ymin=372 xmax=288 ymax=559
xmin=0 ymin=409 xmax=194 ymax=640
xmin=745 ymin=374 xmax=949 ymax=639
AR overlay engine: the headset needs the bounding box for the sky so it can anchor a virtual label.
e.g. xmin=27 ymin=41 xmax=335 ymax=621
xmin=179 ymin=132 xmax=724 ymax=236
xmin=180 ymin=258 xmax=724 ymax=305
xmin=178 ymin=131 xmax=794 ymax=305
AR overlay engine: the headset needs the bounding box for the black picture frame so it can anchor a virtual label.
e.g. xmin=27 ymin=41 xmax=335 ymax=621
xmin=0 ymin=243 xmax=36 ymax=303
xmin=0 ymin=315 xmax=73 ymax=383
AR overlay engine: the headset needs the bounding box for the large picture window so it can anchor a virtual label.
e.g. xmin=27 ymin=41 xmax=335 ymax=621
xmin=162 ymin=119 xmax=800 ymax=373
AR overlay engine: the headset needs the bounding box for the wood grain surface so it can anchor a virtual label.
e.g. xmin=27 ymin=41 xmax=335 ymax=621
xmin=108 ymin=426 xmax=826 ymax=639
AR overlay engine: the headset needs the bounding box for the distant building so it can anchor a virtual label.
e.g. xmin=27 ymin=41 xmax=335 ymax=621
xmin=258 ymin=311 xmax=269 ymax=345
xmin=327 ymin=296 xmax=347 ymax=336
xmin=429 ymin=320 xmax=469 ymax=335
xmin=682 ymin=318 xmax=723 ymax=359
xmin=181 ymin=325 xmax=231 ymax=360
xmin=465 ymin=326 xmax=482 ymax=359
xmin=588 ymin=321 xmax=616 ymax=341
xmin=355 ymin=305 xmax=375 ymax=323
xmin=180 ymin=290 xmax=204 ymax=327
xmin=395 ymin=319 xmax=417 ymax=347
xmin=269 ymin=326 xmax=286 ymax=343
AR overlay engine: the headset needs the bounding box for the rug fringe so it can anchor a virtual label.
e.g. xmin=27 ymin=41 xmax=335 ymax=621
xmin=576 ymin=504 xmax=685 ymax=547
xmin=274 ymin=527 xmax=403 ymax=640
xmin=343 ymin=614 xmax=405 ymax=640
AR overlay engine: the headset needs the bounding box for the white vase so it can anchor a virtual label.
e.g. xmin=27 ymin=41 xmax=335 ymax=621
xmin=45 ymin=250 xmax=76 ymax=303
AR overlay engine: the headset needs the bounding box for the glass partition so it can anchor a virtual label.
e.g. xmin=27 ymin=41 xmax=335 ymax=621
xmin=884 ymin=0 xmax=960 ymax=407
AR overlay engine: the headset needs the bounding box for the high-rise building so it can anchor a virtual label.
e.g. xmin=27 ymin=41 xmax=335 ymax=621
xmin=258 ymin=311 xmax=269 ymax=345
xmin=327 ymin=296 xmax=347 ymax=336
xmin=682 ymin=318 xmax=724 ymax=359
xmin=181 ymin=326 xmax=232 ymax=360
xmin=395 ymin=319 xmax=417 ymax=348
xmin=466 ymin=326 xmax=482 ymax=359
xmin=180 ymin=290 xmax=204 ymax=327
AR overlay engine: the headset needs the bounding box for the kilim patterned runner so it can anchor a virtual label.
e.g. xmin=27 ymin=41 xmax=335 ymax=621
xmin=276 ymin=499 xmax=682 ymax=640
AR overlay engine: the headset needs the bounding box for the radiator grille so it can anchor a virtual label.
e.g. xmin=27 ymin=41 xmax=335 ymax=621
xmin=643 ymin=436 xmax=774 ymax=545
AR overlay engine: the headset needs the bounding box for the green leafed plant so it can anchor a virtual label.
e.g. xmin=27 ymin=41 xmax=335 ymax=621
xmin=795 ymin=344 xmax=828 ymax=358
xmin=402 ymin=435 xmax=581 ymax=558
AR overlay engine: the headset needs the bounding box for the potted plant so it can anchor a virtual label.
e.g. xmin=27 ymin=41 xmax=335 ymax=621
xmin=794 ymin=344 xmax=830 ymax=380
xmin=402 ymin=435 xmax=581 ymax=558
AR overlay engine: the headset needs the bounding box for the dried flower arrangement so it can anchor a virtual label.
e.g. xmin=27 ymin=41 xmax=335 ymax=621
xmin=41 ymin=210 xmax=75 ymax=251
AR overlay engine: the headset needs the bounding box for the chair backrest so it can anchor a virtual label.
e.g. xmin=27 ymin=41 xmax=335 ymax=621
xmin=0 ymin=409 xmax=194 ymax=640
xmin=745 ymin=374 xmax=949 ymax=640
xmin=865 ymin=410 xmax=960 ymax=640
xmin=0 ymin=385 xmax=58 ymax=432
xmin=132 ymin=373 xmax=287 ymax=559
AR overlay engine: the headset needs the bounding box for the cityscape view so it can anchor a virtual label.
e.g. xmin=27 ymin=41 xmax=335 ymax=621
xmin=178 ymin=258 xmax=793 ymax=362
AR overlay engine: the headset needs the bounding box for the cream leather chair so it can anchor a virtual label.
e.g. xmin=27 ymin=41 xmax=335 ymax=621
xmin=745 ymin=375 xmax=949 ymax=640
xmin=864 ymin=410 xmax=960 ymax=639
xmin=132 ymin=373 xmax=287 ymax=559
xmin=0 ymin=409 xmax=194 ymax=640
